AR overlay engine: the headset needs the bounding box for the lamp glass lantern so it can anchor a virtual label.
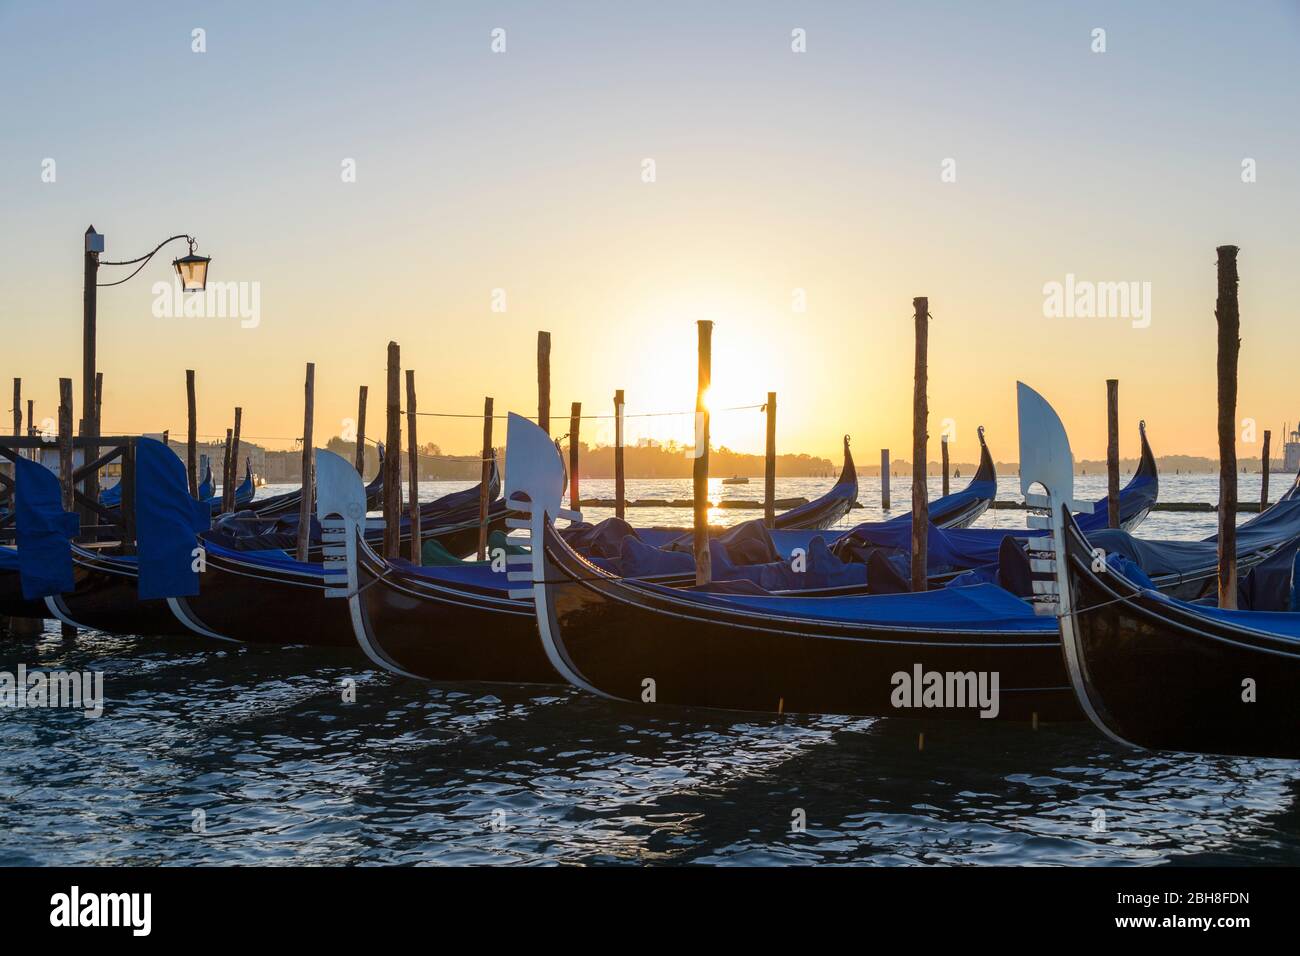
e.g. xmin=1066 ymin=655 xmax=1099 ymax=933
xmin=172 ymin=240 xmax=211 ymax=292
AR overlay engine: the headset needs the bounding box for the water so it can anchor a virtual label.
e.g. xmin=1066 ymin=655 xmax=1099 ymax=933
xmin=3 ymin=474 xmax=1298 ymax=866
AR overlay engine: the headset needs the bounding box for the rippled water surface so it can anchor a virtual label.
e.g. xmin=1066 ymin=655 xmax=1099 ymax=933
xmin=3 ymin=475 xmax=1298 ymax=866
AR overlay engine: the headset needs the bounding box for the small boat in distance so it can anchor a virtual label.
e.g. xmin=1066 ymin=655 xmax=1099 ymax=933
xmin=722 ymin=476 xmax=748 ymax=485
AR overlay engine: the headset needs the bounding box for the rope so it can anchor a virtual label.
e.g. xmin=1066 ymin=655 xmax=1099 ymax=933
xmin=414 ymin=403 xmax=764 ymax=420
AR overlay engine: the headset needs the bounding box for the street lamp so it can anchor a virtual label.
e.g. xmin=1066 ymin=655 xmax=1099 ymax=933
xmin=81 ymin=225 xmax=211 ymax=506
xmin=171 ymin=239 xmax=212 ymax=293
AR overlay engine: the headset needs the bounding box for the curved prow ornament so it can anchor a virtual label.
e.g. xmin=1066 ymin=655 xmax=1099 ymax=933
xmin=316 ymin=446 xmax=422 ymax=677
xmin=315 ymin=448 xmax=367 ymax=600
xmin=503 ymin=412 xmax=603 ymax=696
xmin=1017 ymin=382 xmax=1090 ymax=515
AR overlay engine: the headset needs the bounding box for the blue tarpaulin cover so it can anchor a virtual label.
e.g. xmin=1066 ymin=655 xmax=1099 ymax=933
xmin=14 ymin=456 xmax=79 ymax=599
xmin=631 ymin=579 xmax=1051 ymax=631
xmin=136 ymin=437 xmax=212 ymax=600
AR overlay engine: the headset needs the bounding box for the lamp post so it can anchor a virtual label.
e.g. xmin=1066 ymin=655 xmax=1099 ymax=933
xmin=83 ymin=225 xmax=210 ymax=516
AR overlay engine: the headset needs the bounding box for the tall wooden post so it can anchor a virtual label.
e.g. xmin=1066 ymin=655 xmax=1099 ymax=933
xmin=296 ymin=363 xmax=315 ymax=562
xmin=226 ymin=407 xmax=242 ymax=512
xmin=58 ymin=376 xmax=76 ymax=637
xmin=82 ymin=227 xmax=100 ymax=511
xmin=186 ymin=370 xmax=198 ymax=498
xmin=941 ymin=436 xmax=950 ymax=497
xmin=354 ymin=385 xmax=368 ymax=476
xmin=694 ymin=321 xmax=713 ymax=586
xmin=11 ymin=379 xmax=19 ymax=438
xmin=120 ymin=439 xmax=136 ymax=555
xmin=94 ymin=372 xmax=103 ymax=433
xmin=881 ymin=449 xmax=890 ymax=510
xmin=614 ymin=389 xmax=626 ymax=520
xmin=221 ymin=429 xmax=233 ymax=507
xmin=1105 ymin=379 xmax=1120 ymax=528
xmin=406 ymin=370 xmax=422 ymax=562
xmin=478 ymin=397 xmax=494 ymax=560
xmin=57 ymin=379 xmax=74 ymax=513
xmin=1261 ymin=430 xmax=1272 ymax=509
xmin=1216 ymin=246 xmax=1240 ymax=609
xmin=383 ymin=343 xmax=401 ymax=559
xmin=910 ymin=297 xmax=929 ymax=592
xmin=537 ymin=331 xmax=552 ymax=435
xmin=763 ymin=392 xmax=777 ymax=528
xmin=568 ymin=402 xmax=582 ymax=509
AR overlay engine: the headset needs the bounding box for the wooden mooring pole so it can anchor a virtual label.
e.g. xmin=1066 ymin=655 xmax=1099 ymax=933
xmin=221 ymin=429 xmax=233 ymax=509
xmin=226 ymin=407 xmax=242 ymax=512
xmin=910 ymin=297 xmax=929 ymax=592
xmin=186 ymin=370 xmax=198 ymax=498
xmin=478 ymin=397 xmax=494 ymax=560
xmin=296 ymin=363 xmax=315 ymax=562
xmin=57 ymin=378 xmax=74 ymax=515
xmin=355 ymin=385 xmax=368 ymax=476
xmin=881 ymin=449 xmax=890 ymax=510
xmin=694 ymin=320 xmax=713 ymax=586
xmin=764 ymin=391 xmax=777 ymax=529
xmin=614 ymin=389 xmax=626 ymax=520
xmin=1216 ymin=245 xmax=1240 ymax=609
xmin=383 ymin=343 xmax=401 ymax=559
xmin=1106 ymin=379 xmax=1120 ymax=529
xmin=406 ymin=370 xmax=421 ymax=562
xmin=58 ymin=377 xmax=76 ymax=638
xmin=569 ymin=401 xmax=581 ymax=509
xmin=11 ymin=378 xmax=19 ymax=438
xmin=537 ymin=331 xmax=552 ymax=435
xmin=941 ymin=436 xmax=950 ymax=497
xmin=1261 ymin=430 xmax=1271 ymax=509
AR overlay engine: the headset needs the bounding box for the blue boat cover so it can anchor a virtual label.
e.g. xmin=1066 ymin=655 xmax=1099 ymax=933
xmin=1144 ymin=587 xmax=1300 ymax=643
xmin=14 ymin=456 xmax=79 ymax=599
xmin=630 ymin=579 xmax=1052 ymax=632
xmin=0 ymin=546 xmax=18 ymax=572
xmin=613 ymin=532 xmax=867 ymax=590
xmin=200 ymin=539 xmax=326 ymax=574
xmin=136 ymin=438 xmax=212 ymax=600
xmin=197 ymin=464 xmax=213 ymax=501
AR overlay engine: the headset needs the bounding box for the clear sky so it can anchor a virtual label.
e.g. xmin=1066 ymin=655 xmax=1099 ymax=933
xmin=2 ymin=1 xmax=1298 ymax=466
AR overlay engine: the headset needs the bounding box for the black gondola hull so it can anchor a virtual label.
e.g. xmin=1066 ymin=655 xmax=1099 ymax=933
xmin=1061 ymin=513 xmax=1300 ymax=758
xmin=173 ymin=550 xmax=356 ymax=646
xmin=538 ymin=522 xmax=1077 ymax=721
xmin=53 ymin=552 xmax=190 ymax=637
xmin=353 ymin=540 xmax=558 ymax=684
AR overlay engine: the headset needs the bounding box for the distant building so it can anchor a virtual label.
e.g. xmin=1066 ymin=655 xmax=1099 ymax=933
xmin=1286 ymin=424 xmax=1300 ymax=474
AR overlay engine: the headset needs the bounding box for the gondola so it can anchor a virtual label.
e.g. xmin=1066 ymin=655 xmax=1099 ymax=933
xmin=830 ymin=421 xmax=1161 ymax=585
xmin=628 ymin=428 xmax=997 ymax=556
xmin=880 ymin=425 xmax=997 ymax=530
xmin=211 ymin=455 xmax=507 ymax=560
xmin=102 ymin=457 xmax=255 ymax=515
xmin=771 ymin=435 xmax=858 ymax=530
xmin=1027 ymin=384 xmax=1300 ymax=759
xmin=505 ymin=412 xmax=1074 ymax=720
